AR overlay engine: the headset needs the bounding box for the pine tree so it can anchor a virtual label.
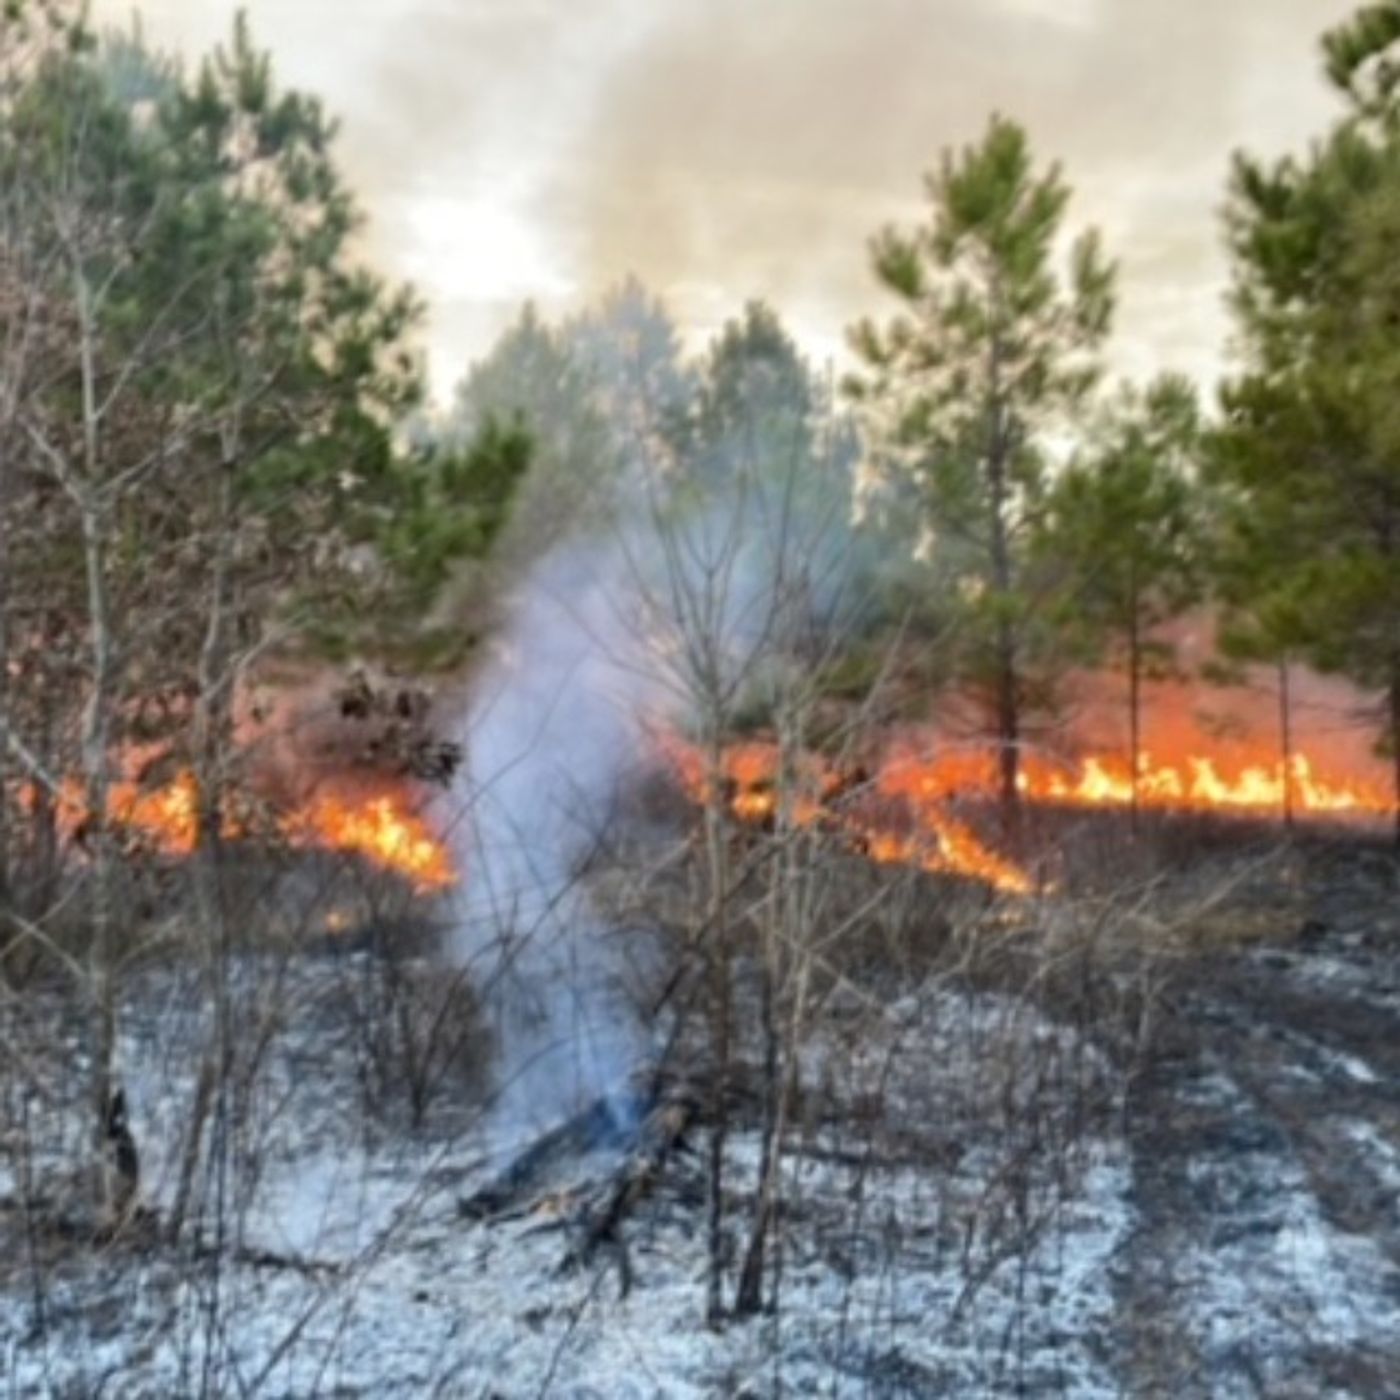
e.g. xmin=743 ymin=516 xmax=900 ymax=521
xmin=1043 ymin=375 xmax=1202 ymax=825
xmin=846 ymin=115 xmax=1115 ymax=816
xmin=0 ymin=3 xmax=526 ymax=1204
xmin=687 ymin=300 xmax=814 ymax=480
xmin=448 ymin=303 xmax=613 ymax=555
xmin=1217 ymin=2 xmax=1400 ymax=838
xmin=564 ymin=276 xmax=694 ymax=475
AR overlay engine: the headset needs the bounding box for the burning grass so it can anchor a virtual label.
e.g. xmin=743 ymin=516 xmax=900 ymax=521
xmin=659 ymin=735 xmax=1039 ymax=894
xmin=658 ymin=729 xmax=1398 ymax=902
xmin=1016 ymin=748 xmax=1394 ymax=816
xmin=15 ymin=710 xmax=1392 ymax=919
xmin=279 ymin=788 xmax=456 ymax=893
xmin=13 ymin=767 xmax=458 ymax=894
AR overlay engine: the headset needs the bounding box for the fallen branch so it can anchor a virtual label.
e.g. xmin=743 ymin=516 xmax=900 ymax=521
xmin=458 ymin=1093 xmax=645 ymax=1221
xmin=197 ymin=1243 xmax=346 ymax=1280
xmin=561 ymin=1087 xmax=700 ymax=1296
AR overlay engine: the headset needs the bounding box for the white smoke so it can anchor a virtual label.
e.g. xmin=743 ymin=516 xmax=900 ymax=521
xmin=450 ymin=540 xmax=661 ymax=1150
xmin=448 ymin=340 xmax=860 ymax=1154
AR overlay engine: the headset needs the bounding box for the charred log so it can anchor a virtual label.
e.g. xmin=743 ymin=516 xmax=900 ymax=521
xmin=560 ymin=1086 xmax=700 ymax=1297
xmin=98 ymin=1088 xmax=140 ymax=1238
xmin=458 ymin=1093 xmax=646 ymax=1222
xmin=459 ymin=1078 xmax=701 ymax=1302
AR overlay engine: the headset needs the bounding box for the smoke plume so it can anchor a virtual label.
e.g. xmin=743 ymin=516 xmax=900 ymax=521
xmin=450 ymin=540 xmax=661 ymax=1148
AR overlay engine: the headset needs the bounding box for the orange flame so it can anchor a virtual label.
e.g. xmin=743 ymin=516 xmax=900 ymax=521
xmin=1019 ymin=750 xmax=1394 ymax=816
xmin=874 ymin=743 xmax=1396 ymax=819
xmin=19 ymin=768 xmax=457 ymax=893
xmin=662 ymin=737 xmax=1036 ymax=895
xmin=108 ymin=771 xmax=201 ymax=855
xmin=664 ymin=732 xmax=1398 ymax=895
xmin=280 ymin=791 xmax=456 ymax=892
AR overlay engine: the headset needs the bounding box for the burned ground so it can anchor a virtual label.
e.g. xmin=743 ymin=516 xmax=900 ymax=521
xmin=1110 ymin=842 xmax=1400 ymax=1397
xmin=0 ymin=834 xmax=1396 ymax=1397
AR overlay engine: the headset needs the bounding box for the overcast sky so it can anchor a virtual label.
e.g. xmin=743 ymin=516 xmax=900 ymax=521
xmin=96 ymin=0 xmax=1355 ymax=401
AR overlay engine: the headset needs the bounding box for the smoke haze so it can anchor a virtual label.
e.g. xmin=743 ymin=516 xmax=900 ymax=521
xmin=97 ymin=0 xmax=1355 ymax=395
xmin=450 ymin=540 xmax=660 ymax=1144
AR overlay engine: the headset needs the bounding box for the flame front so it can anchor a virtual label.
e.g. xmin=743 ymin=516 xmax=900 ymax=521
xmin=665 ymin=734 xmax=1397 ymax=896
xmin=24 ymin=769 xmax=457 ymax=893
xmin=1019 ymin=750 xmax=1393 ymax=815
xmin=280 ymin=791 xmax=456 ymax=892
xmin=663 ymin=738 xmax=1037 ymax=896
xmin=22 ymin=730 xmax=1394 ymax=903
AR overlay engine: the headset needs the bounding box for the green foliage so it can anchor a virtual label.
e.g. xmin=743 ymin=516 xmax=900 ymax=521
xmin=448 ymin=302 xmax=619 ymax=553
xmin=378 ymin=416 xmax=531 ymax=610
xmin=564 ymin=275 xmax=694 ymax=471
xmin=846 ymin=114 xmax=1116 ymax=796
xmin=0 ymin=7 xmax=522 ymax=694
xmin=1040 ymin=375 xmax=1202 ymax=791
xmin=685 ymin=300 xmax=814 ymax=477
xmin=1045 ymin=374 xmax=1202 ymax=667
xmin=848 ymin=114 xmax=1114 ymax=571
xmin=1216 ymin=3 xmax=1400 ymax=807
xmin=1323 ymin=0 xmax=1400 ymax=114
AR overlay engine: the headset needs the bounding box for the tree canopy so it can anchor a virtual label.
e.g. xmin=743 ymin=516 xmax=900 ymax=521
xmin=1214 ymin=1 xmax=1400 ymax=832
xmin=846 ymin=114 xmax=1116 ymax=813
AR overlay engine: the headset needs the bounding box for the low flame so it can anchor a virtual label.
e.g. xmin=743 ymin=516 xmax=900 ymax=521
xmin=665 ymin=733 xmax=1398 ymax=895
xmin=109 ymin=770 xmax=202 ymax=855
xmin=663 ymin=737 xmax=1036 ymax=895
xmin=280 ymin=791 xmax=456 ymax=892
xmin=24 ymin=726 xmax=1393 ymax=904
xmin=20 ymin=769 xmax=457 ymax=893
xmin=1019 ymin=750 xmax=1393 ymax=815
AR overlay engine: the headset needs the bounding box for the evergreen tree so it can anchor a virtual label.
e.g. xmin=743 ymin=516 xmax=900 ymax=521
xmin=564 ymin=275 xmax=694 ymax=475
xmin=0 ymin=2 xmax=525 ymax=1183
xmin=687 ymin=300 xmax=814 ymax=481
xmin=1216 ymin=1 xmax=1400 ymax=837
xmin=846 ymin=115 xmax=1115 ymax=815
xmin=449 ymin=302 xmax=616 ymax=553
xmin=1043 ymin=374 xmax=1202 ymax=823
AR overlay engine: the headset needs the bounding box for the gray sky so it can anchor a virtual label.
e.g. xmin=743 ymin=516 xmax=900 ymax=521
xmin=98 ymin=0 xmax=1355 ymax=401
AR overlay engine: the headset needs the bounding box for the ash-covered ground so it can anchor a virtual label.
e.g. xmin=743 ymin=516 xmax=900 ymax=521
xmin=1112 ymin=842 xmax=1400 ymax=1397
xmin=1 ymin=840 xmax=1397 ymax=1398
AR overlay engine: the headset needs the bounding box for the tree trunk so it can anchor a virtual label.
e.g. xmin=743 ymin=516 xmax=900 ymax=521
xmin=987 ymin=477 xmax=1019 ymax=820
xmin=0 ymin=507 xmax=10 ymax=969
xmin=985 ymin=327 xmax=1019 ymax=824
xmin=171 ymin=451 xmax=237 ymax=1245
xmin=702 ymin=730 xmax=731 ymax=1329
xmin=735 ymin=945 xmax=811 ymax=1320
xmin=1128 ymin=610 xmax=1141 ymax=834
xmin=733 ymin=937 xmax=775 ymax=1318
xmin=29 ymin=714 xmax=60 ymax=925
xmin=734 ymin=723 xmax=796 ymax=1317
xmin=995 ymin=624 xmax=1020 ymax=821
xmin=73 ymin=266 xmax=119 ymax=1204
xmin=1278 ymin=657 xmax=1295 ymax=834
xmin=78 ymin=491 xmax=118 ymax=1184
xmin=1390 ymin=661 xmax=1400 ymax=850
xmin=0 ymin=303 xmax=17 ymax=972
